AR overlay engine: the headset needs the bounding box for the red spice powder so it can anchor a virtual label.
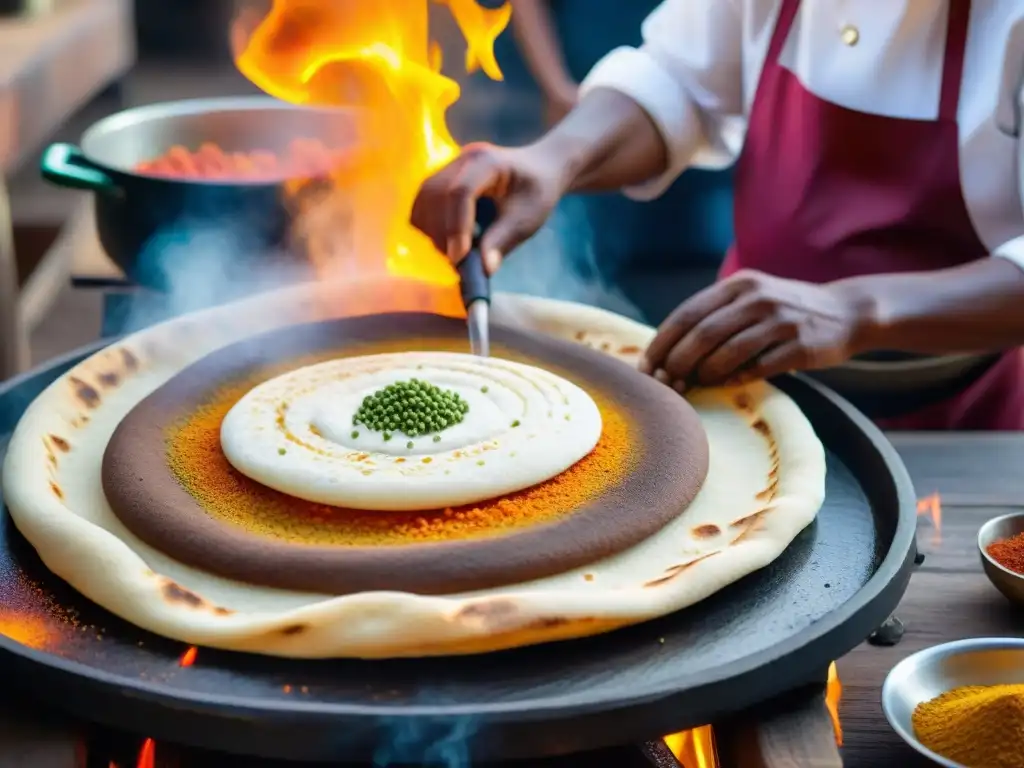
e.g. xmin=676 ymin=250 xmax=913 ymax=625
xmin=987 ymin=532 xmax=1024 ymax=575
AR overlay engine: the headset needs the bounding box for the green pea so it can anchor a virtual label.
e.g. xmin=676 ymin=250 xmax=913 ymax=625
xmin=352 ymin=379 xmax=469 ymax=438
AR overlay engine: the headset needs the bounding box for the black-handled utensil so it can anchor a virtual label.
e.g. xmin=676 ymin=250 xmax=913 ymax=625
xmin=457 ymin=198 xmax=497 ymax=357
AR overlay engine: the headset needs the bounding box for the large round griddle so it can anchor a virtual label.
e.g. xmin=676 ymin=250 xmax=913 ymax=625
xmin=0 ymin=339 xmax=918 ymax=764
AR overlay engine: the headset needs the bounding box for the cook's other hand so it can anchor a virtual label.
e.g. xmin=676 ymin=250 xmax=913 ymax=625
xmin=640 ymin=270 xmax=875 ymax=390
xmin=410 ymin=142 xmax=566 ymax=275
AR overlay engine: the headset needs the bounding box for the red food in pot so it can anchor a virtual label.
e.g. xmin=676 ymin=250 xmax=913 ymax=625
xmin=134 ymin=139 xmax=350 ymax=181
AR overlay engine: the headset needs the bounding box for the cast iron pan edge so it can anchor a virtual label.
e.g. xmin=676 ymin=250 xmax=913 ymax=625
xmin=0 ymin=341 xmax=919 ymax=762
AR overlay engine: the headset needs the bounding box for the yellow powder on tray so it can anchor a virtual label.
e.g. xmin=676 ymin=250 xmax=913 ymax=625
xmin=912 ymin=684 xmax=1024 ymax=768
xmin=166 ymin=342 xmax=637 ymax=547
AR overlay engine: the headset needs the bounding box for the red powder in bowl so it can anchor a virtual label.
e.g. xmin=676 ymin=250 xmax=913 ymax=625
xmin=987 ymin=532 xmax=1024 ymax=574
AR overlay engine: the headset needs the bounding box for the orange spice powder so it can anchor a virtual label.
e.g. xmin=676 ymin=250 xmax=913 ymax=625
xmin=0 ymin=570 xmax=85 ymax=654
xmin=165 ymin=341 xmax=637 ymax=547
xmin=0 ymin=615 xmax=56 ymax=650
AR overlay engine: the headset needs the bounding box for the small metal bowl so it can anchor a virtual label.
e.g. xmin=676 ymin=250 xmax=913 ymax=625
xmin=882 ymin=637 xmax=1024 ymax=768
xmin=978 ymin=512 xmax=1024 ymax=606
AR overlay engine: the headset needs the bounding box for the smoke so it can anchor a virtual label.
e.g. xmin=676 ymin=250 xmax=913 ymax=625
xmin=371 ymin=715 xmax=479 ymax=767
xmin=116 ymin=186 xmax=640 ymax=340
xmin=491 ymin=196 xmax=645 ymax=323
xmin=117 ymin=220 xmax=313 ymax=336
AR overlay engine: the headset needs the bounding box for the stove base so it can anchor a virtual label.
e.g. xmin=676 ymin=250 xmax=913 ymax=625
xmin=78 ymin=685 xmax=839 ymax=768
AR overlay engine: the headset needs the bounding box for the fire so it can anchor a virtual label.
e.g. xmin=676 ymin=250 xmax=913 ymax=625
xmin=664 ymin=725 xmax=718 ymax=767
xmin=136 ymin=738 xmax=155 ymax=768
xmin=178 ymin=645 xmax=198 ymax=667
xmin=917 ymin=492 xmax=942 ymax=544
xmin=663 ymin=662 xmax=843 ymax=766
xmin=231 ymin=0 xmax=510 ymax=289
xmin=826 ymin=661 xmax=843 ymax=746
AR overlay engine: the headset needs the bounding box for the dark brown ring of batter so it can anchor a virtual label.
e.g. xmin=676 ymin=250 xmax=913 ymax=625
xmin=102 ymin=314 xmax=709 ymax=595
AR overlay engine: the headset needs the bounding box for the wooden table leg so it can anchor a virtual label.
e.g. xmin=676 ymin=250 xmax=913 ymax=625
xmin=0 ymin=176 xmax=30 ymax=380
xmin=715 ymin=684 xmax=843 ymax=768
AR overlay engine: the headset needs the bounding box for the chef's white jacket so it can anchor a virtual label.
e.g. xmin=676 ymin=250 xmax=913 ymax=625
xmin=579 ymin=0 xmax=1024 ymax=268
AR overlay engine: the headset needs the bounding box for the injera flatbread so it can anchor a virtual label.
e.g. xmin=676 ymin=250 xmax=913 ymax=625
xmin=1 ymin=281 xmax=826 ymax=658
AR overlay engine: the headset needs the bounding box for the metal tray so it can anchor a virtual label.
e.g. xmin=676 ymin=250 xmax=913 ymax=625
xmin=0 ymin=339 xmax=918 ymax=763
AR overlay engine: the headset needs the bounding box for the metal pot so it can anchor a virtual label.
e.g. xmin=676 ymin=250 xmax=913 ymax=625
xmin=40 ymin=97 xmax=361 ymax=291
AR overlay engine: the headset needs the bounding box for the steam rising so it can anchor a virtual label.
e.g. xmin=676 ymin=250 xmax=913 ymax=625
xmin=372 ymin=716 xmax=478 ymax=767
xmin=118 ymin=191 xmax=639 ymax=338
xmin=120 ymin=224 xmax=310 ymax=335
xmin=492 ymin=196 xmax=644 ymax=323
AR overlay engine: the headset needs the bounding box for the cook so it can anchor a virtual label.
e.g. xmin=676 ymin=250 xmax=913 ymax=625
xmin=509 ymin=0 xmax=735 ymax=287
xmin=412 ymin=0 xmax=1024 ymax=430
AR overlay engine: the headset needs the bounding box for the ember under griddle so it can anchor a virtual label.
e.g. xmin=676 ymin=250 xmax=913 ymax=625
xmin=0 ymin=339 xmax=917 ymax=764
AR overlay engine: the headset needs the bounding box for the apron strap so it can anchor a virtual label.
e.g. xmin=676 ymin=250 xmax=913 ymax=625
xmin=939 ymin=0 xmax=972 ymax=121
xmin=766 ymin=0 xmax=801 ymax=63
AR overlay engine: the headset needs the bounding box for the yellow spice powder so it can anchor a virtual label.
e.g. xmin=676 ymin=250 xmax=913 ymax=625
xmin=912 ymin=684 xmax=1024 ymax=768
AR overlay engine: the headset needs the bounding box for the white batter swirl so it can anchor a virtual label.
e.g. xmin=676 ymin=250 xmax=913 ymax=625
xmin=220 ymin=352 xmax=603 ymax=511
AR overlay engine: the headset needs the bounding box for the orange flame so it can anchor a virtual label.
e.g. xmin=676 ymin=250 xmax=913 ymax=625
xmin=826 ymin=661 xmax=843 ymax=746
xmin=917 ymin=492 xmax=942 ymax=544
xmin=232 ymin=0 xmax=510 ymax=288
xmin=664 ymin=725 xmax=718 ymax=767
xmin=663 ymin=662 xmax=844 ymax=765
xmin=136 ymin=737 xmax=155 ymax=768
xmin=178 ymin=645 xmax=198 ymax=667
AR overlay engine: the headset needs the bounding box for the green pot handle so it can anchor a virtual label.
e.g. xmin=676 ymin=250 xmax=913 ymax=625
xmin=40 ymin=143 xmax=120 ymax=195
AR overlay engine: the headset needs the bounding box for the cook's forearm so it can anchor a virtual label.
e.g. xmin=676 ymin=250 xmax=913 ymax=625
xmin=510 ymin=0 xmax=575 ymax=98
xmin=533 ymin=88 xmax=670 ymax=193
xmin=835 ymin=257 xmax=1024 ymax=355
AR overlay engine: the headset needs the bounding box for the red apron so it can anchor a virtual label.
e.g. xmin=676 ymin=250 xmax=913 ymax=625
xmin=719 ymin=0 xmax=1024 ymax=430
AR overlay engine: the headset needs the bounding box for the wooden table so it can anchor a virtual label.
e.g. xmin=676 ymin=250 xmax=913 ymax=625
xmin=837 ymin=433 xmax=1024 ymax=768
xmin=0 ymin=432 xmax=1019 ymax=766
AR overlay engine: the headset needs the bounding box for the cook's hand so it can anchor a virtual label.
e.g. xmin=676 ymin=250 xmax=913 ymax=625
xmin=640 ymin=270 xmax=872 ymax=390
xmin=410 ymin=142 xmax=567 ymax=274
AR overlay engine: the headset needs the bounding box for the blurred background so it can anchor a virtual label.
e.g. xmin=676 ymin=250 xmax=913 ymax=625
xmin=0 ymin=0 xmax=731 ymax=376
